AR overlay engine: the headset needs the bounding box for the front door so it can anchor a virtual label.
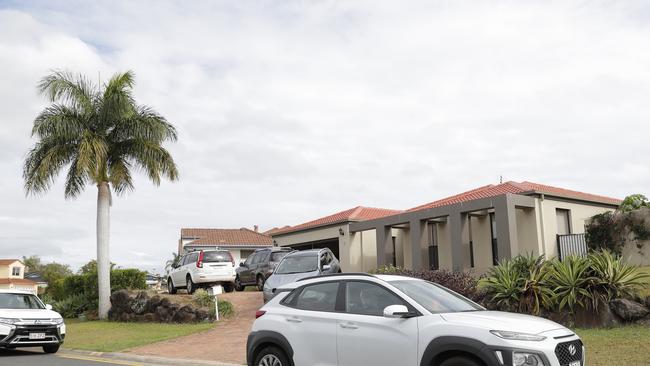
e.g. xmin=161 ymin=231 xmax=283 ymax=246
xmin=336 ymin=281 xmax=419 ymax=366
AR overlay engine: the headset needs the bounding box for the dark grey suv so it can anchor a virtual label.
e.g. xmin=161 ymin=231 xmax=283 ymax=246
xmin=235 ymin=248 xmax=293 ymax=291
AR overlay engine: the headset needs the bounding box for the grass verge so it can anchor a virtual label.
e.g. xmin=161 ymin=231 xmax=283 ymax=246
xmin=576 ymin=325 xmax=650 ymax=365
xmin=63 ymin=320 xmax=214 ymax=352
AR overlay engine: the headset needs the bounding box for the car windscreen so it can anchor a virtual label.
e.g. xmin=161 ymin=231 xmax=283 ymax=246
xmin=0 ymin=293 xmax=44 ymax=309
xmin=275 ymin=255 xmax=318 ymax=274
xmin=203 ymin=251 xmax=232 ymax=263
xmin=271 ymin=251 xmax=290 ymax=262
xmin=389 ymin=280 xmax=484 ymax=314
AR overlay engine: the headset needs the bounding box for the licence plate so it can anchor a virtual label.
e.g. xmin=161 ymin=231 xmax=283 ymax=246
xmin=569 ymin=362 xmax=581 ymax=366
xmin=29 ymin=333 xmax=46 ymax=340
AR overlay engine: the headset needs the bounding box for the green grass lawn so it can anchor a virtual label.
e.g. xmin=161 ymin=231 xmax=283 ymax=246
xmin=63 ymin=320 xmax=214 ymax=352
xmin=576 ymin=326 xmax=650 ymax=365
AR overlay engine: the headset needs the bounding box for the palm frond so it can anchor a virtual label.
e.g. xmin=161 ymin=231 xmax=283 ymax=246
xmin=37 ymin=70 xmax=96 ymax=112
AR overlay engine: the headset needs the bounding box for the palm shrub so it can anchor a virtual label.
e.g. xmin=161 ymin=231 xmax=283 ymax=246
xmin=480 ymin=254 xmax=552 ymax=315
xmin=546 ymin=256 xmax=593 ymax=314
xmin=586 ymin=250 xmax=650 ymax=308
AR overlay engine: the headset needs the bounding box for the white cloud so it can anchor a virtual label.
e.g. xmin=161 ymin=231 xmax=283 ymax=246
xmin=0 ymin=1 xmax=649 ymax=270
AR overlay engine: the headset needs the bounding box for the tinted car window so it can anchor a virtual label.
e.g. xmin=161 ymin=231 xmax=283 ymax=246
xmin=203 ymin=251 xmax=232 ymax=263
xmin=186 ymin=252 xmax=199 ymax=264
xmin=244 ymin=253 xmax=256 ymax=265
xmin=294 ymin=282 xmax=339 ymax=312
xmin=178 ymin=255 xmax=188 ymax=266
xmin=250 ymin=253 xmax=262 ymax=264
xmin=346 ymin=281 xmax=406 ymax=316
xmin=275 ymin=255 xmax=318 ymax=274
xmin=260 ymin=252 xmax=271 ymax=263
xmin=0 ymin=293 xmax=44 ymax=309
xmin=271 ymin=251 xmax=290 ymax=262
xmin=389 ymin=280 xmax=483 ymax=314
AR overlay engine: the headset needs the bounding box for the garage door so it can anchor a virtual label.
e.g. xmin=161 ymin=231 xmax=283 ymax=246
xmin=289 ymin=238 xmax=340 ymax=260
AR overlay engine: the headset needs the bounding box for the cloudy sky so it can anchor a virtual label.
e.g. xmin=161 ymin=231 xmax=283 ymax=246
xmin=0 ymin=0 xmax=648 ymax=272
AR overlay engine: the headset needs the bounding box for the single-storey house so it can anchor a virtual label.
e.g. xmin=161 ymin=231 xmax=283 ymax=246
xmin=178 ymin=227 xmax=272 ymax=264
xmin=271 ymin=181 xmax=621 ymax=273
xmin=0 ymin=259 xmax=38 ymax=293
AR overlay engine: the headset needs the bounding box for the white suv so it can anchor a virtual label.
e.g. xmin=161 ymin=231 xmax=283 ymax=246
xmin=0 ymin=290 xmax=66 ymax=354
xmin=168 ymin=250 xmax=237 ymax=294
xmin=247 ymin=274 xmax=584 ymax=366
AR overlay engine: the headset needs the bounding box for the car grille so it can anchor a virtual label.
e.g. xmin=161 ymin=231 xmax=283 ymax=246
xmin=7 ymin=325 xmax=61 ymax=345
xmin=555 ymin=339 xmax=583 ymax=365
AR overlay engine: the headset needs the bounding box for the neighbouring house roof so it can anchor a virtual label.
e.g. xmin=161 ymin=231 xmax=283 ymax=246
xmin=272 ymin=206 xmax=403 ymax=236
xmin=180 ymin=228 xmax=272 ymax=248
xmin=263 ymin=226 xmax=291 ymax=236
xmin=407 ymin=181 xmax=621 ymax=212
xmin=0 ymin=278 xmax=36 ymax=285
xmin=0 ymin=259 xmax=22 ymax=266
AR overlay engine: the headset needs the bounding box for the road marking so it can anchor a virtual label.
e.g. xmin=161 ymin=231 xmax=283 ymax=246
xmin=58 ymin=354 xmax=144 ymax=365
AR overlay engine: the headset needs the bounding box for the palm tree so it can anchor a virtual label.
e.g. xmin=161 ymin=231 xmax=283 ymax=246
xmin=164 ymin=252 xmax=182 ymax=274
xmin=23 ymin=70 xmax=178 ymax=319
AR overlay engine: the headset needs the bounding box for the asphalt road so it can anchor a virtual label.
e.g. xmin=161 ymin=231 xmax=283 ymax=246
xmin=0 ymin=348 xmax=145 ymax=366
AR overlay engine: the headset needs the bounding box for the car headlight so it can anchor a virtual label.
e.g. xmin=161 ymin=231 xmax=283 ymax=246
xmin=490 ymin=330 xmax=546 ymax=341
xmin=513 ymin=352 xmax=545 ymax=366
xmin=0 ymin=318 xmax=18 ymax=325
xmin=53 ymin=318 xmax=64 ymax=325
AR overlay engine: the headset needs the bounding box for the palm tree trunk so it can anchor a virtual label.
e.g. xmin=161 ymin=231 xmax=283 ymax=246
xmin=97 ymin=182 xmax=111 ymax=319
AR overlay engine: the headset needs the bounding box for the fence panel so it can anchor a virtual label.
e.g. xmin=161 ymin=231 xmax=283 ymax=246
xmin=557 ymin=233 xmax=588 ymax=260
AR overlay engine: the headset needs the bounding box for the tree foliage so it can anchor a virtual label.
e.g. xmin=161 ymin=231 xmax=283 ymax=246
xmin=23 ymin=70 xmax=179 ymax=199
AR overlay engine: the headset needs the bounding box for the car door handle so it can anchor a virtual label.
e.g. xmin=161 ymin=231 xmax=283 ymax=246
xmin=339 ymin=322 xmax=358 ymax=329
xmin=286 ymin=316 xmax=302 ymax=323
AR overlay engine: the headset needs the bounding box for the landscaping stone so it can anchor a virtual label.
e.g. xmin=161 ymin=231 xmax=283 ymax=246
xmin=609 ymin=299 xmax=650 ymax=321
xmin=645 ymin=296 xmax=650 ymax=309
xmin=108 ymin=290 xmax=214 ymax=323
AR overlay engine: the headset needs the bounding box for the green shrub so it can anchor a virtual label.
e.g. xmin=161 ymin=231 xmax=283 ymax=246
xmin=479 ymin=254 xmax=552 ymax=315
xmin=586 ymin=250 xmax=650 ymax=306
xmin=213 ymin=299 xmax=234 ymax=318
xmin=192 ymin=289 xmax=215 ymax=307
xmin=547 ymin=256 xmax=593 ymax=313
xmin=55 ymin=268 xmax=147 ymax=309
xmin=53 ymin=293 xmax=91 ymax=318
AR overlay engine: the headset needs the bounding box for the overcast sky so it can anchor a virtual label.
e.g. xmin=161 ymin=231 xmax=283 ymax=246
xmin=1 ymin=1 xmax=649 ymax=272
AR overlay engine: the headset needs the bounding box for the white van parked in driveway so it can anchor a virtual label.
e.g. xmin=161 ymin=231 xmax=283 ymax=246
xmin=0 ymin=289 xmax=66 ymax=354
xmin=168 ymin=249 xmax=237 ymax=294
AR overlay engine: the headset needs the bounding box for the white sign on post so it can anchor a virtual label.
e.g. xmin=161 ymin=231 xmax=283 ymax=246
xmin=209 ymin=285 xmax=223 ymax=321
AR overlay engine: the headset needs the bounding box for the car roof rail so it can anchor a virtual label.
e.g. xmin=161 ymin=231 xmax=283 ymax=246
xmin=295 ymin=272 xmax=375 ymax=282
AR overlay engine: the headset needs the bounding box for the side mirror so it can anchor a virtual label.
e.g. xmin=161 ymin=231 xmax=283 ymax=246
xmin=383 ymin=305 xmax=412 ymax=318
xmin=45 ymin=304 xmax=53 ymax=310
xmin=322 ymin=264 xmax=331 ymax=272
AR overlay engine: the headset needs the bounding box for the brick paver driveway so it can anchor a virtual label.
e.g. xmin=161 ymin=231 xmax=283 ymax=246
xmin=127 ymin=291 xmax=262 ymax=365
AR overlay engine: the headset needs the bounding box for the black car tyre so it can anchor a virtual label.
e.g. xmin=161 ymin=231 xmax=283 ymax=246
xmin=254 ymin=346 xmax=289 ymax=366
xmin=256 ymin=275 xmax=265 ymax=291
xmin=235 ymin=276 xmax=244 ymax=292
xmin=186 ymin=276 xmax=196 ymax=294
xmin=223 ymin=283 xmax=235 ymax=293
xmin=439 ymin=356 xmax=483 ymax=366
xmin=167 ymin=278 xmax=177 ymax=294
xmin=43 ymin=345 xmax=60 ymax=354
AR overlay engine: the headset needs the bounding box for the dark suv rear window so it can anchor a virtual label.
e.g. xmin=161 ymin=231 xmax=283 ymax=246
xmin=203 ymin=251 xmax=232 ymax=263
xmin=271 ymin=251 xmax=290 ymax=262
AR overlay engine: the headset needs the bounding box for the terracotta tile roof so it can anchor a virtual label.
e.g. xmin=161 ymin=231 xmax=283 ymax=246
xmin=407 ymin=181 xmax=621 ymax=212
xmin=0 ymin=259 xmax=21 ymax=266
xmin=263 ymin=226 xmax=291 ymax=235
xmin=272 ymin=206 xmax=402 ymax=235
xmin=180 ymin=228 xmax=272 ymax=248
xmin=0 ymin=278 xmax=36 ymax=285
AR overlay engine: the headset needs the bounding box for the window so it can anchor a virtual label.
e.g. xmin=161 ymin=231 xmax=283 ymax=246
xmin=556 ymin=209 xmax=571 ymax=235
xmin=203 ymin=251 xmax=232 ymax=263
xmin=345 ymin=281 xmax=406 ymax=316
xmin=489 ymin=213 xmax=499 ymax=265
xmin=11 ymin=267 xmax=20 ymax=276
xmin=389 ymin=280 xmax=483 ymax=314
xmin=0 ymin=293 xmax=44 ymax=309
xmin=186 ymin=252 xmax=199 ymax=264
xmin=250 ymin=253 xmax=262 ymax=265
xmin=286 ymin=282 xmax=339 ymax=312
xmin=270 ymin=251 xmax=290 ymax=262
xmin=275 ymin=255 xmax=318 ymax=274
xmin=244 ymin=253 xmax=256 ymax=265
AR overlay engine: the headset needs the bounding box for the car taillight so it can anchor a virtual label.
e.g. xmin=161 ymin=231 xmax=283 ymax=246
xmin=197 ymin=251 xmax=204 ymax=268
xmin=255 ymin=310 xmax=266 ymax=319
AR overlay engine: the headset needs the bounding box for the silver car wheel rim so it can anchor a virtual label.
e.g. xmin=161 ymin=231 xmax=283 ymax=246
xmin=259 ymin=354 xmax=281 ymax=366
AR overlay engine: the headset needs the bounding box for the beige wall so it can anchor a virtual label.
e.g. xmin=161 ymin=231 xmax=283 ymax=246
xmin=0 ymin=261 xmax=24 ymax=278
xmin=536 ymin=198 xmax=615 ymax=259
xmin=349 ymin=229 xmax=379 ymax=272
xmin=470 ymin=215 xmax=494 ymax=273
xmin=516 ymin=207 xmax=541 ymax=257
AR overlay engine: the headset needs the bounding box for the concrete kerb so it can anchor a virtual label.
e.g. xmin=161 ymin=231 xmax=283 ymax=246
xmin=60 ymin=348 xmax=244 ymax=366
